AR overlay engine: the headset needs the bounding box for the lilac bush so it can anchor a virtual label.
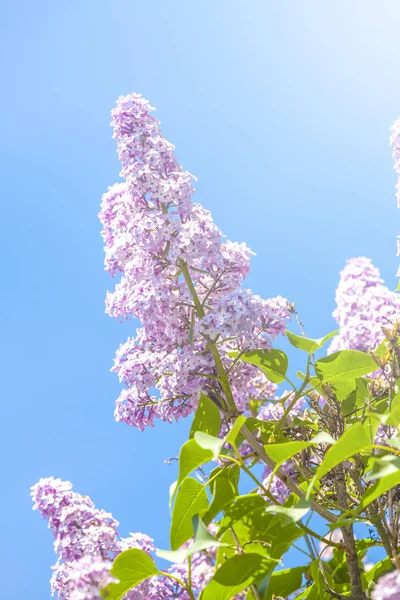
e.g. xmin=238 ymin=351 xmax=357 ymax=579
xmin=33 ymin=94 xmax=400 ymax=600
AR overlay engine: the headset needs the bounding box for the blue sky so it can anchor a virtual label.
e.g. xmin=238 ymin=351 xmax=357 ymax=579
xmin=1 ymin=1 xmax=400 ymax=597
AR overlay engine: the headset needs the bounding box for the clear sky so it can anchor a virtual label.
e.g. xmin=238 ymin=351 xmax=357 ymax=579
xmin=1 ymin=1 xmax=400 ymax=598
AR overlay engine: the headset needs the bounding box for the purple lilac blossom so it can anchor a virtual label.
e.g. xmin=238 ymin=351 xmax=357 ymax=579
xmin=99 ymin=93 xmax=291 ymax=430
xmin=32 ymin=477 xmax=232 ymax=600
xmin=31 ymin=477 xmax=120 ymax=563
xmin=66 ymin=557 xmax=116 ymax=600
xmin=261 ymin=460 xmax=297 ymax=504
xmin=258 ymin=392 xmax=308 ymax=422
xmin=31 ymin=477 xmax=153 ymax=598
xmin=372 ymin=569 xmax=400 ymax=600
xmin=329 ymin=257 xmax=400 ymax=354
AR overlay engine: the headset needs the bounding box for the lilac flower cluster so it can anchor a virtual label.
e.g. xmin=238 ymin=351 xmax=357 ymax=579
xmin=64 ymin=557 xmax=116 ymax=600
xmin=31 ymin=477 xmax=121 ymax=564
xmin=372 ymin=569 xmax=400 ymax=600
xmin=31 ymin=477 xmax=220 ymax=600
xmin=329 ymin=257 xmax=400 ymax=353
xmin=131 ymin=555 xmax=217 ymax=600
xmin=261 ymin=460 xmax=297 ymax=504
xmin=31 ymin=477 xmax=144 ymax=597
xmin=99 ymin=94 xmax=290 ymax=430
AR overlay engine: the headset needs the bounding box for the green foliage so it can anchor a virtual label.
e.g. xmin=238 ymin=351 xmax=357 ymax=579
xmin=225 ymin=415 xmax=247 ymax=444
xmin=246 ymin=417 xmax=276 ymax=442
xmin=265 ymin=433 xmax=335 ymax=470
xmin=176 ymin=438 xmax=213 ymax=491
xmin=363 ymin=557 xmax=393 ymax=588
xmin=311 ymin=422 xmax=372 ymax=485
xmin=386 ymin=391 xmax=400 ymax=426
xmin=217 ymin=494 xmax=266 ymax=537
xmin=366 ymin=454 xmax=400 ymax=481
xmin=150 ymin=332 xmax=400 ymax=598
xmin=200 ymin=554 xmax=277 ymax=600
xmin=190 ymin=392 xmax=221 ymax=438
xmin=315 ymin=350 xmax=377 ymax=383
xmin=170 ymin=478 xmax=209 ymax=550
xmin=341 ymin=377 xmax=370 ymax=418
xmin=265 ymin=440 xmax=312 ymax=468
xmin=265 ymin=566 xmax=307 ymax=600
xmin=264 ymin=498 xmax=311 ymax=523
xmin=217 ymin=494 xmax=304 ymax=561
xmin=235 ymin=348 xmax=288 ymax=383
xmin=286 ymin=329 xmax=339 ymax=354
xmin=357 ymin=469 xmax=400 ymax=513
xmin=104 ymin=549 xmax=159 ymax=600
xmin=203 ymin=465 xmax=239 ymax=524
xmin=194 ymin=431 xmax=224 ymax=459
xmin=157 ymin=516 xmax=227 ymax=563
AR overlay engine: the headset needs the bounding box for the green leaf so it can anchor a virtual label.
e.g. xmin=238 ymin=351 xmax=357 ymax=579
xmin=330 ymin=379 xmax=358 ymax=401
xmin=200 ymin=554 xmax=277 ymax=600
xmin=210 ymin=464 xmax=240 ymax=494
xmin=265 ymin=566 xmax=306 ymax=600
xmin=265 ymin=434 xmax=335 ymax=470
xmin=327 ymin=516 xmax=369 ymax=531
xmin=246 ymin=417 xmax=276 ymax=443
xmin=363 ymin=412 xmax=382 ymax=441
xmin=194 ymin=416 xmax=247 ymax=460
xmin=176 ymin=439 xmax=213 ymax=491
xmin=237 ymin=349 xmax=288 ymax=384
xmin=266 ymin=521 xmax=305 ymax=560
xmin=218 ymin=494 xmax=266 ymax=535
xmin=366 ymin=454 xmax=400 ymax=481
xmin=203 ymin=466 xmax=239 ymax=524
xmin=104 ymin=549 xmax=159 ymax=600
xmin=315 ymin=350 xmax=377 ymax=383
xmin=217 ymin=494 xmax=304 ymax=560
xmin=217 ymin=513 xmax=303 ymax=564
xmin=169 ymin=480 xmax=178 ymax=506
xmin=157 ymin=515 xmax=227 ymax=563
xmin=362 ymin=556 xmax=392 ymax=586
xmin=256 ymin=574 xmax=271 ymax=600
xmin=357 ymin=469 xmax=400 ymax=513
xmin=170 ymin=478 xmax=209 ymax=550
xmin=306 ymin=373 xmax=356 ymax=402
xmin=264 ymin=498 xmax=311 ymax=523
xmin=190 ymin=392 xmax=221 ymax=438
xmin=309 ymin=560 xmax=336 ymax=597
xmin=293 ymin=585 xmax=317 ymax=599
xmin=225 ymin=415 xmax=247 ymax=445
xmin=265 ymin=440 xmax=311 ymax=469
xmin=312 ymin=422 xmax=372 ymax=484
xmin=194 ymin=431 xmax=224 ymax=460
xmin=286 ymin=330 xmax=339 ymax=354
xmin=386 ymin=392 xmax=400 ymax=426
xmin=387 ymin=437 xmax=400 ymax=450
xmin=215 ymin=525 xmax=273 ymax=566
xmin=374 ymin=340 xmax=388 ymax=359
xmin=342 ymin=377 xmax=370 ymax=417
xmin=291 ymin=416 xmax=319 ymax=432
